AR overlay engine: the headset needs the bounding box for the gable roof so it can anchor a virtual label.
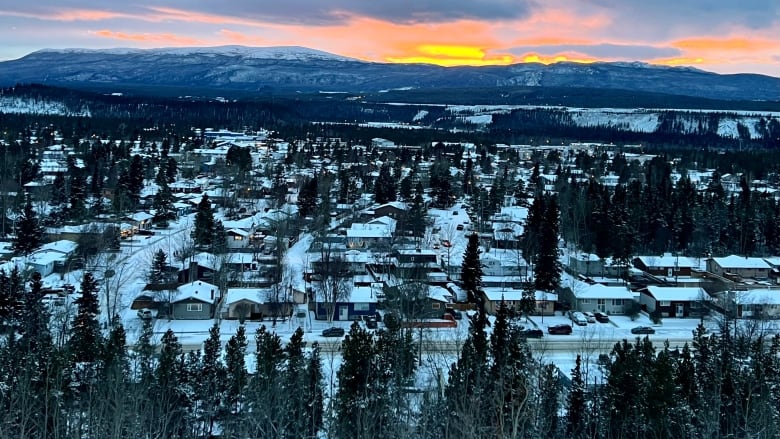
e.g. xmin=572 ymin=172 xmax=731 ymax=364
xmin=712 ymin=255 xmax=772 ymax=270
xmin=573 ymin=284 xmax=634 ymax=300
xmin=636 ymin=254 xmax=698 ymax=269
xmin=645 ymin=286 xmax=707 ymax=302
xmin=172 ymin=281 xmax=219 ymax=304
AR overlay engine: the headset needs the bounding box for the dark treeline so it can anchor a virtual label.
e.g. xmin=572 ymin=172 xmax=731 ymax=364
xmin=3 ymin=271 xmax=780 ymax=438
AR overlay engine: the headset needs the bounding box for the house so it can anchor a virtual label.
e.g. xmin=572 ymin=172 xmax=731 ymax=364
xmin=481 ymin=287 xmax=557 ymax=315
xmin=124 ymin=211 xmax=154 ymax=232
xmin=639 ymin=286 xmax=710 ymax=317
xmin=568 ymin=253 xmax=625 ymax=277
xmin=633 ymin=254 xmax=698 ymax=278
xmin=371 ymin=202 xmax=408 ymax=220
xmin=170 ymin=281 xmax=219 ymax=320
xmin=315 ymin=285 xmax=379 ymax=321
xmin=732 ymin=289 xmax=780 ymax=318
xmin=225 ymin=228 xmax=252 ymax=250
xmin=561 ymin=283 xmax=635 ymax=314
xmin=707 ymin=255 xmax=772 ymax=280
xmin=177 ymin=252 xmax=220 ymax=283
xmin=346 ymin=216 xmax=396 ymax=249
xmin=222 ymin=288 xmax=294 ymax=321
xmin=482 ymin=251 xmax=527 ymax=278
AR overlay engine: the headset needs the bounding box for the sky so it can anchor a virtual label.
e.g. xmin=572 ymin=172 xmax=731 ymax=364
xmin=1 ymin=1 xmax=779 ymax=77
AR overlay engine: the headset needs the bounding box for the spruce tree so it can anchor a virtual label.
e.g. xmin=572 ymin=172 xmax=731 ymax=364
xmin=297 ymin=176 xmax=318 ymax=218
xmin=461 ymin=232 xmax=483 ymax=305
xmin=305 ymin=342 xmax=325 ymax=438
xmin=149 ymin=249 xmax=169 ymax=285
xmin=192 ymin=193 xmax=216 ymax=249
xmin=12 ymin=197 xmax=42 ymax=256
xmin=534 ymin=194 xmax=561 ymax=292
xmin=222 ymin=325 xmax=248 ymax=434
xmin=566 ymin=355 xmax=586 ymax=437
xmin=248 ymin=325 xmax=285 ymax=437
xmin=69 ymin=272 xmax=102 ymax=363
xmin=198 ymin=323 xmax=226 ymax=437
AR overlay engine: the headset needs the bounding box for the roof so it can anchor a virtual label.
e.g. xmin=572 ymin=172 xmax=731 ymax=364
xmin=712 ymin=255 xmax=772 ymax=270
xmin=636 ymin=254 xmax=698 ymax=268
xmin=172 ymin=281 xmax=219 ymax=304
xmin=226 ymin=228 xmax=251 ymax=237
xmin=39 ymin=240 xmax=78 ymax=255
xmin=349 ymin=286 xmax=379 ymax=303
xmin=645 ymin=286 xmax=707 ymax=302
xmin=736 ymin=289 xmax=780 ymax=305
xmin=574 ymin=284 xmax=634 ymax=300
xmin=225 ymin=288 xmax=270 ymax=304
xmin=125 ymin=211 xmax=154 ymax=222
xmin=482 ymin=288 xmax=557 ymax=302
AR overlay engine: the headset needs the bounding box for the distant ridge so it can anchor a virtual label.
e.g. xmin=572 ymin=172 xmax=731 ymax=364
xmin=1 ymin=45 xmax=778 ymax=101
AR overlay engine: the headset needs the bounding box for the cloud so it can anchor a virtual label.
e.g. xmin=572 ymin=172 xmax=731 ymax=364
xmin=507 ymin=43 xmax=681 ymax=60
xmin=91 ymin=30 xmax=203 ymax=45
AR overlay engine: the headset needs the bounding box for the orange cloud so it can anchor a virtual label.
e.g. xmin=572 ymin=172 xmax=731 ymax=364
xmin=91 ymin=30 xmax=203 ymax=45
xmin=672 ymin=37 xmax=780 ymax=52
xmin=651 ymin=56 xmax=706 ymax=66
xmin=520 ymin=53 xmax=598 ymax=64
xmin=0 ymin=8 xmax=133 ymax=21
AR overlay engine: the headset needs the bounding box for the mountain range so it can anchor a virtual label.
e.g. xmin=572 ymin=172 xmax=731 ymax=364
xmin=0 ymin=45 xmax=779 ymax=102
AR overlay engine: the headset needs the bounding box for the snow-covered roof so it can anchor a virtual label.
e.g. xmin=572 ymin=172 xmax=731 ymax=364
xmin=428 ymin=286 xmax=451 ymax=302
xmin=736 ymin=289 xmax=780 ymax=305
xmin=574 ymin=284 xmax=634 ymax=300
xmin=636 ymin=254 xmax=698 ymax=268
xmin=125 ymin=211 xmax=154 ymax=222
xmin=40 ymin=239 xmax=78 ymax=255
xmin=712 ymin=255 xmax=771 ymax=270
xmin=226 ymin=228 xmax=251 ymax=237
xmin=172 ymin=281 xmax=219 ymax=304
xmin=225 ymin=288 xmax=269 ymax=304
xmin=349 ymin=286 xmax=379 ymax=303
xmin=645 ymin=286 xmax=707 ymax=302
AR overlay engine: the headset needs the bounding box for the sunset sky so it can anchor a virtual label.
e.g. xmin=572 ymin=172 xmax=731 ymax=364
xmin=1 ymin=1 xmax=779 ymax=76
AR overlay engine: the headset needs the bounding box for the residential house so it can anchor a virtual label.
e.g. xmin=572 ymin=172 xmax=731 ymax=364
xmin=707 ymin=255 xmax=772 ymax=280
xmin=177 ymin=252 xmax=220 ymax=283
xmin=568 ymin=253 xmax=625 ymax=277
xmin=225 ymin=228 xmax=251 ymax=250
xmin=561 ymin=282 xmax=635 ymax=314
xmin=481 ymin=287 xmax=557 ymax=315
xmin=633 ymin=254 xmax=698 ymax=278
xmin=370 ymin=201 xmax=408 ymax=220
xmin=732 ymin=289 xmax=780 ymax=318
xmin=170 ymin=281 xmax=219 ymax=320
xmin=124 ymin=211 xmax=154 ymax=232
xmin=222 ymin=287 xmax=294 ymax=320
xmin=346 ymin=216 xmax=396 ymax=249
xmin=639 ymin=286 xmax=710 ymax=317
xmin=315 ymin=285 xmax=379 ymax=321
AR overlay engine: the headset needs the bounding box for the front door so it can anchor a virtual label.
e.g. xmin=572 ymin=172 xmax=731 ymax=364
xmin=676 ymin=303 xmax=685 ymax=317
xmin=339 ymin=306 xmax=349 ymax=321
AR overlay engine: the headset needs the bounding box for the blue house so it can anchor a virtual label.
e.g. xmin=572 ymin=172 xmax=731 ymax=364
xmin=315 ymin=285 xmax=380 ymax=321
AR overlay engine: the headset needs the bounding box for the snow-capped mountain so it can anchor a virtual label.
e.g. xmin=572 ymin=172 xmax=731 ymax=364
xmin=0 ymin=45 xmax=778 ymax=101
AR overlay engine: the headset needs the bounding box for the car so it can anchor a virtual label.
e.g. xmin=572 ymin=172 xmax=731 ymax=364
xmin=519 ymin=328 xmax=544 ymax=338
xmin=433 ymin=243 xmax=440 ymax=249
xmin=456 ymin=224 xmax=464 ymax=231
xmin=441 ymin=240 xmax=452 ymax=247
xmin=570 ymin=312 xmax=588 ymax=326
xmin=583 ymin=312 xmax=597 ymax=323
xmin=136 ymin=229 xmax=155 ymax=236
xmin=362 ymin=315 xmax=379 ymax=329
xmin=453 ymin=211 xmax=459 ymax=215
xmin=631 ymin=326 xmax=656 ymax=335
xmin=447 ymin=309 xmax=463 ymax=320
xmin=594 ymin=312 xmax=610 ymax=323
xmin=137 ymin=308 xmax=153 ymax=320
xmin=547 ymin=324 xmax=573 ymax=335
xmin=321 ymin=327 xmax=345 ymax=337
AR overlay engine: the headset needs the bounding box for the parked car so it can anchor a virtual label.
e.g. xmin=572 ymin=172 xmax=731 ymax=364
xmin=136 ymin=229 xmax=155 ymax=236
xmin=137 ymin=308 xmax=153 ymax=320
xmin=362 ymin=315 xmax=379 ymax=329
xmin=446 ymin=309 xmax=463 ymax=320
xmin=441 ymin=240 xmax=452 ymax=247
xmin=594 ymin=312 xmax=610 ymax=323
xmin=570 ymin=312 xmax=588 ymax=326
xmin=583 ymin=312 xmax=597 ymax=323
xmin=321 ymin=327 xmax=345 ymax=337
xmin=631 ymin=326 xmax=656 ymax=335
xmin=548 ymin=324 xmax=573 ymax=335
xmin=519 ymin=328 xmax=544 ymax=338
xmin=456 ymin=224 xmax=464 ymax=231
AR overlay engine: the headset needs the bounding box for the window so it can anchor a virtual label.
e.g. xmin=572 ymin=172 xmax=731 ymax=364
xmin=660 ymin=301 xmax=671 ymax=307
xmin=187 ymin=303 xmax=203 ymax=312
xmin=233 ymin=235 xmax=243 ymax=241
xmin=432 ymin=302 xmax=441 ymax=309
xmin=581 ymin=299 xmax=591 ymax=305
xmin=611 ymin=299 xmax=623 ymax=307
xmin=597 ymin=299 xmax=605 ymax=307
xmin=353 ymin=303 xmax=369 ymax=311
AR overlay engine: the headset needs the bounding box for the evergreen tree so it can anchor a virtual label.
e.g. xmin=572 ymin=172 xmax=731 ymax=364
xmin=461 ymin=232 xmax=483 ymax=305
xmin=127 ymin=154 xmax=145 ymax=207
xmin=247 ymin=325 xmax=285 ymax=437
xmin=0 ymin=268 xmax=24 ymax=329
xmin=534 ymin=194 xmax=561 ymax=292
xmin=192 ymin=193 xmax=216 ymax=249
xmin=153 ymin=176 xmax=175 ymax=225
xmin=405 ymin=183 xmax=426 ymax=238
xmin=305 ymin=342 xmax=325 ymax=438
xmin=12 ymin=197 xmax=42 ymax=256
xmin=374 ymin=162 xmax=397 ymax=204
xmin=197 ymin=323 xmax=226 ymax=437
xmin=148 ymin=249 xmax=169 ymax=285
xmin=429 ymin=159 xmax=453 ymax=208
xmin=68 ymin=272 xmax=102 ymax=363
xmin=298 ymin=176 xmax=318 ymax=218
xmin=566 ymin=355 xmax=587 ymax=437
xmin=222 ymin=325 xmax=248 ymax=434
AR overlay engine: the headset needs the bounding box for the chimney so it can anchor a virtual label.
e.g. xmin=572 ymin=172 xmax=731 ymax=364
xmin=211 ymin=289 xmax=214 ymax=300
xmin=189 ymin=261 xmax=197 ymax=283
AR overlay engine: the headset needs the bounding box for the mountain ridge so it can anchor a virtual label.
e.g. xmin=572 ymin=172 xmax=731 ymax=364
xmin=1 ymin=45 xmax=778 ymax=101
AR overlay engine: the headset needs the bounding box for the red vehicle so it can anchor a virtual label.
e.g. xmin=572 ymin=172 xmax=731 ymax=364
xmin=547 ymin=324 xmax=573 ymax=335
xmin=441 ymin=240 xmax=452 ymax=248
